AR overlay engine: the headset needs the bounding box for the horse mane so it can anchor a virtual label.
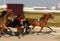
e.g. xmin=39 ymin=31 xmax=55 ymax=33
xmin=0 ymin=11 xmax=7 ymax=18
xmin=40 ymin=13 xmax=53 ymax=21
xmin=40 ymin=14 xmax=47 ymax=20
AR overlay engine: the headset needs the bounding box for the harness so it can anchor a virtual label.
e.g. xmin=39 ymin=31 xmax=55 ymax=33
xmin=36 ymin=18 xmax=40 ymax=22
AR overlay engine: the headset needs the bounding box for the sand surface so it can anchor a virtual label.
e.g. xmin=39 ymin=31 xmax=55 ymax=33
xmin=0 ymin=27 xmax=60 ymax=41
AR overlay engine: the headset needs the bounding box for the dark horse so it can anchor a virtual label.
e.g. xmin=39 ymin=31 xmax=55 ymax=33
xmin=6 ymin=14 xmax=25 ymax=38
xmin=0 ymin=10 xmax=25 ymax=38
xmin=29 ymin=13 xmax=54 ymax=33
xmin=7 ymin=17 xmax=31 ymax=35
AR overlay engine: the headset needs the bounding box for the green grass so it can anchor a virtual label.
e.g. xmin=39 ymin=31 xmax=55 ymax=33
xmin=24 ymin=12 xmax=60 ymax=27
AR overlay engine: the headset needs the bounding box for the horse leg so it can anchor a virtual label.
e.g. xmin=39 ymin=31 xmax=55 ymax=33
xmin=47 ymin=27 xmax=53 ymax=31
xmin=0 ymin=28 xmax=4 ymax=37
xmin=30 ymin=26 xmax=36 ymax=34
xmin=21 ymin=26 xmax=25 ymax=35
xmin=47 ymin=27 xmax=56 ymax=33
xmin=32 ymin=26 xmax=35 ymax=31
xmin=16 ymin=26 xmax=20 ymax=38
xmin=39 ymin=27 xmax=44 ymax=32
xmin=31 ymin=26 xmax=35 ymax=33
xmin=0 ymin=28 xmax=2 ymax=37
xmin=25 ymin=26 xmax=31 ymax=34
xmin=16 ymin=25 xmax=22 ymax=38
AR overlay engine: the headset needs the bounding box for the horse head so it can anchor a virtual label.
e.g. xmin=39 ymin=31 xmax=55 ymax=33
xmin=17 ymin=15 xmax=25 ymax=22
xmin=40 ymin=13 xmax=54 ymax=21
xmin=48 ymin=13 xmax=54 ymax=19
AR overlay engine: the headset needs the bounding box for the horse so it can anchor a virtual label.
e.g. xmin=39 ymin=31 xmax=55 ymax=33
xmin=29 ymin=13 xmax=54 ymax=33
xmin=0 ymin=10 xmax=26 ymax=38
xmin=14 ymin=15 xmax=25 ymax=38
xmin=0 ymin=10 xmax=12 ymax=37
xmin=6 ymin=14 xmax=25 ymax=38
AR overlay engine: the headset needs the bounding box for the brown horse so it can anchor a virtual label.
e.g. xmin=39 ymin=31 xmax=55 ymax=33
xmin=0 ymin=11 xmax=12 ymax=37
xmin=15 ymin=15 xmax=25 ymax=38
xmin=0 ymin=10 xmax=25 ymax=38
xmin=6 ymin=14 xmax=25 ymax=38
xmin=29 ymin=13 xmax=54 ymax=33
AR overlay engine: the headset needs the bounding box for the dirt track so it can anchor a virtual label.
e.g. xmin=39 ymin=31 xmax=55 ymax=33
xmin=0 ymin=27 xmax=60 ymax=41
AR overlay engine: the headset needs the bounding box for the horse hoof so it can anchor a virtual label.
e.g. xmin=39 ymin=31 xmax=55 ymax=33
xmin=37 ymin=31 xmax=41 ymax=33
xmin=0 ymin=36 xmax=1 ymax=37
xmin=18 ymin=37 xmax=21 ymax=39
xmin=53 ymin=31 xmax=56 ymax=33
xmin=36 ymin=33 xmax=39 ymax=35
